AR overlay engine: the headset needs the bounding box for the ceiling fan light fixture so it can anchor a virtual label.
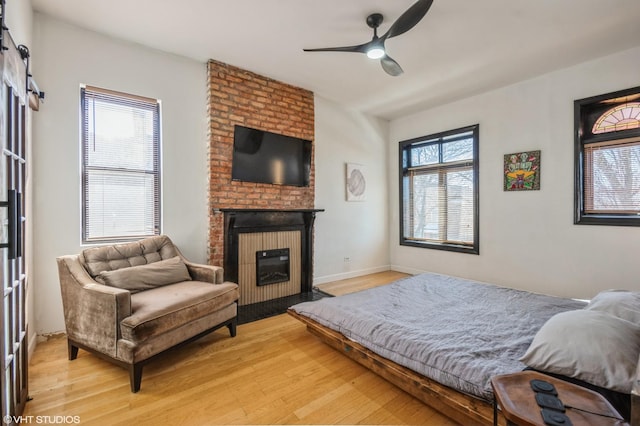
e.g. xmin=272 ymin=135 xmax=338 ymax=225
xmin=366 ymin=47 xmax=385 ymax=59
xmin=302 ymin=0 xmax=434 ymax=76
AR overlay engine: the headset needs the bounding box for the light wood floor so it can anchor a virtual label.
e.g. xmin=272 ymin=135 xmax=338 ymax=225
xmin=25 ymin=271 xmax=460 ymax=425
xmin=314 ymin=271 xmax=410 ymax=296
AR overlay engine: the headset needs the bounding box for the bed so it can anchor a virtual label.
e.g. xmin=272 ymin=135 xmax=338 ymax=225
xmin=288 ymin=272 xmax=637 ymax=425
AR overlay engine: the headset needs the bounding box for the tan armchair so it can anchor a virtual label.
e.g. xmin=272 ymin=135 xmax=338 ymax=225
xmin=56 ymin=235 xmax=239 ymax=392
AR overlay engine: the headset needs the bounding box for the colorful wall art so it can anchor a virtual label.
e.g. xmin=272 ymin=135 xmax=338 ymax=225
xmin=504 ymin=150 xmax=541 ymax=191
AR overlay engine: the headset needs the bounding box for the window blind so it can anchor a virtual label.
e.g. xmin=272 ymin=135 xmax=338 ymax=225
xmin=81 ymin=86 xmax=161 ymax=243
xmin=584 ymin=138 xmax=640 ymax=214
xmin=404 ymin=163 xmax=474 ymax=246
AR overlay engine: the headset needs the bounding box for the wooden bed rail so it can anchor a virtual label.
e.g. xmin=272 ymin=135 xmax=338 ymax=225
xmin=288 ymin=309 xmax=503 ymax=426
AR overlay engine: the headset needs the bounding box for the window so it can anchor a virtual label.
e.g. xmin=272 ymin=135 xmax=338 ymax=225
xmin=81 ymin=85 xmax=161 ymax=243
xmin=399 ymin=124 xmax=479 ymax=254
xmin=575 ymin=86 xmax=640 ymax=226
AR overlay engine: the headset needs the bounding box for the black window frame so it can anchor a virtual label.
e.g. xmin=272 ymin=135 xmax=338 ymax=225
xmin=398 ymin=124 xmax=480 ymax=255
xmin=80 ymin=85 xmax=162 ymax=244
xmin=574 ymin=85 xmax=640 ymax=227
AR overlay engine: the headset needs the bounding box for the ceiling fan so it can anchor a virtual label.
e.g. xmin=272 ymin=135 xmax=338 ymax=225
xmin=303 ymin=0 xmax=434 ymax=76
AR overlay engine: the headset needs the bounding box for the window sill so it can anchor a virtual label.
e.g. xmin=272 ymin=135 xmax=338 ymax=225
xmin=82 ymin=233 xmax=160 ymax=246
xmin=400 ymin=239 xmax=479 ymax=255
xmin=574 ymin=214 xmax=640 ymax=227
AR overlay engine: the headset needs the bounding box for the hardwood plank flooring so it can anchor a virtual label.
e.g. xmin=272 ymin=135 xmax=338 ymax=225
xmin=25 ymin=313 xmax=459 ymax=425
xmin=25 ymin=271 xmax=460 ymax=425
xmin=24 ymin=274 xmax=456 ymax=426
xmin=314 ymin=270 xmax=410 ymax=296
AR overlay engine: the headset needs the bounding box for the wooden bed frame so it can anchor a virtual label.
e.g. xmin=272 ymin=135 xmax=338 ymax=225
xmin=288 ymin=309 xmax=505 ymax=426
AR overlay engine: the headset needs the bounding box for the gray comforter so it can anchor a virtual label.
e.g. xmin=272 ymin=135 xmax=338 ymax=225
xmin=290 ymin=272 xmax=586 ymax=401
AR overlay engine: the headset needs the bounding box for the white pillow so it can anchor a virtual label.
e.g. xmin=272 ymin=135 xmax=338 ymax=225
xmin=585 ymin=290 xmax=640 ymax=324
xmin=520 ymin=309 xmax=640 ymax=393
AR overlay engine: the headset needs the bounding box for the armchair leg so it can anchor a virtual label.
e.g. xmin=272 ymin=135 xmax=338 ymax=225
xmin=227 ymin=318 xmax=237 ymax=337
xmin=68 ymin=341 xmax=79 ymax=360
xmin=129 ymin=363 xmax=143 ymax=393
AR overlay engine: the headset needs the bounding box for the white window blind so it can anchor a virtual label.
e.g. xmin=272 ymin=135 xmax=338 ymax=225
xmin=81 ymin=86 xmax=161 ymax=243
xmin=404 ymin=165 xmax=474 ymax=245
xmin=584 ymin=138 xmax=640 ymax=214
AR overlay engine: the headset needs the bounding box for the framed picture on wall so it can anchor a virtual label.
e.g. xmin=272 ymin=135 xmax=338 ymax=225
xmin=504 ymin=150 xmax=541 ymax=191
xmin=346 ymin=163 xmax=367 ymax=201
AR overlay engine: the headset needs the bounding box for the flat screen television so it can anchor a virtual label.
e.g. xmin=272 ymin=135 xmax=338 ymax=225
xmin=231 ymin=125 xmax=312 ymax=187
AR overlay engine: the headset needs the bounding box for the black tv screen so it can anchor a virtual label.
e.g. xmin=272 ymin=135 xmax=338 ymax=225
xmin=231 ymin=125 xmax=312 ymax=187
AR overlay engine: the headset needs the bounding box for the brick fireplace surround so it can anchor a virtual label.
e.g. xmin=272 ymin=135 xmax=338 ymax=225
xmin=207 ymin=59 xmax=316 ymax=274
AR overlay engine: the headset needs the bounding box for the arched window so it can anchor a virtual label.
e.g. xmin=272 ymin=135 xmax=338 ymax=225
xmin=592 ymin=102 xmax=640 ymax=134
xmin=575 ymin=87 xmax=640 ymax=226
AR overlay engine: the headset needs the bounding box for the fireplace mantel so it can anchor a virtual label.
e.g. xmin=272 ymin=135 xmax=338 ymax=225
xmin=219 ymin=208 xmax=324 ymax=298
xmin=216 ymin=208 xmax=323 ymax=215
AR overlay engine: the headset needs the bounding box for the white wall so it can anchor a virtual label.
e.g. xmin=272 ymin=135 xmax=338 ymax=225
xmin=389 ymin=46 xmax=640 ymax=299
xmin=313 ymin=96 xmax=389 ymax=283
xmin=32 ymin=14 xmax=208 ymax=334
xmin=6 ymin=0 xmax=32 ymax=46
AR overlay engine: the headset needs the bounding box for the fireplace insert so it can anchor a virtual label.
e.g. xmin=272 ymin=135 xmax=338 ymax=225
xmin=256 ymin=248 xmax=290 ymax=286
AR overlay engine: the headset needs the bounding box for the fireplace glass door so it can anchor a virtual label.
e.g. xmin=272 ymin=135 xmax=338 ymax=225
xmin=256 ymin=248 xmax=290 ymax=286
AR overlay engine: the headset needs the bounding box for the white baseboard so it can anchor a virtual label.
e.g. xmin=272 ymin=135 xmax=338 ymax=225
xmin=313 ymin=265 xmax=392 ymax=286
xmin=28 ymin=330 xmax=38 ymax=361
xmin=388 ymin=264 xmax=427 ymax=275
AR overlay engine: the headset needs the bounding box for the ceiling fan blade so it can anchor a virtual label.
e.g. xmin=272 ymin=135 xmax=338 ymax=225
xmin=380 ymin=55 xmax=404 ymax=76
xmin=383 ymin=0 xmax=434 ymax=39
xmin=303 ymin=42 xmax=370 ymax=54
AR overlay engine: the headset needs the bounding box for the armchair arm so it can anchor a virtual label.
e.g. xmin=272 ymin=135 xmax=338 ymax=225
xmin=56 ymin=255 xmax=131 ymax=358
xmin=173 ymin=246 xmax=224 ymax=283
xmin=182 ymin=259 xmax=224 ymax=284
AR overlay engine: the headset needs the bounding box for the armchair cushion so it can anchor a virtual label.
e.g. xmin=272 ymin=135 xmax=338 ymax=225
xmin=82 ymin=235 xmax=179 ymax=278
xmin=98 ymin=256 xmax=191 ymax=293
xmin=121 ymin=281 xmax=239 ymax=342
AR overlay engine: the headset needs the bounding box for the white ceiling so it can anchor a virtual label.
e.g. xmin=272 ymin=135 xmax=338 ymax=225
xmin=31 ymin=0 xmax=640 ymax=120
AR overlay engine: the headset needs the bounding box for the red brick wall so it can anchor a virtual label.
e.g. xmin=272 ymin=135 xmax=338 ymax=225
xmin=207 ymin=60 xmax=315 ymax=266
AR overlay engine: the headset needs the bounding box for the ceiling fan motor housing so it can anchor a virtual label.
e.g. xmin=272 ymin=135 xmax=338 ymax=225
xmin=366 ymin=13 xmax=384 ymax=29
